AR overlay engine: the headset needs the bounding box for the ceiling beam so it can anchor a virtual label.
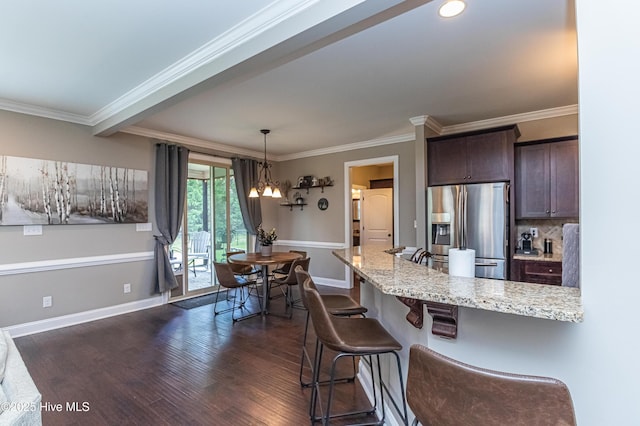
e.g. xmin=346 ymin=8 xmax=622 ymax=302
xmin=93 ymin=0 xmax=431 ymax=136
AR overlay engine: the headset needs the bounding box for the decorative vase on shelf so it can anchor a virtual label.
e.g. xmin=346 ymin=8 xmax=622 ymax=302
xmin=261 ymin=244 xmax=273 ymax=256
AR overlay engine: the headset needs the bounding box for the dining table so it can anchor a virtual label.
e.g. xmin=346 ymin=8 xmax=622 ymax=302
xmin=228 ymin=251 xmax=303 ymax=315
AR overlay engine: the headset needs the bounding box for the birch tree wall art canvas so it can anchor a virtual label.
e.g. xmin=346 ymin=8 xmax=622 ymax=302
xmin=0 ymin=155 xmax=148 ymax=225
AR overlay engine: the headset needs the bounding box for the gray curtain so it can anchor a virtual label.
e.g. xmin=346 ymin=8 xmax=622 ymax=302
xmin=153 ymin=142 xmax=189 ymax=293
xmin=232 ymin=158 xmax=262 ymax=250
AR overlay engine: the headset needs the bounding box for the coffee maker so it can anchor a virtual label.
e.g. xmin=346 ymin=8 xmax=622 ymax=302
xmin=521 ymin=232 xmax=533 ymax=251
xmin=516 ymin=232 xmax=538 ymax=255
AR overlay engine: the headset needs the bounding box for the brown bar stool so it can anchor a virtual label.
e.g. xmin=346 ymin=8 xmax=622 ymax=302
xmin=295 ymin=268 xmax=367 ymax=388
xmin=301 ymin=274 xmax=408 ymax=425
xmin=406 ymin=344 xmax=576 ymax=426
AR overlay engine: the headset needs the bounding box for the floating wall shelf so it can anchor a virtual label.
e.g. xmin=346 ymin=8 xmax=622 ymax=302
xmin=280 ymin=203 xmax=307 ymax=211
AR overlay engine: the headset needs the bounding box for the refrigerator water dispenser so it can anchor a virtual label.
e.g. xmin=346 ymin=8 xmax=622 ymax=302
xmin=431 ymin=213 xmax=451 ymax=246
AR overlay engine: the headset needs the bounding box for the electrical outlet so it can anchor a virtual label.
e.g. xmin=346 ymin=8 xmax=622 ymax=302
xmin=530 ymin=227 xmax=538 ymax=238
xmin=123 ymin=283 xmax=131 ymax=294
xmin=43 ymin=296 xmax=52 ymax=308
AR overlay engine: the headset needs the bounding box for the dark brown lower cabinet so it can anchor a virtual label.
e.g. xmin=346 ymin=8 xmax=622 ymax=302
xmin=512 ymin=259 xmax=562 ymax=285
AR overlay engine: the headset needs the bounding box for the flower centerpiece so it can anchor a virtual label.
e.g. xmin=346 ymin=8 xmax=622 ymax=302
xmin=256 ymin=224 xmax=277 ymax=256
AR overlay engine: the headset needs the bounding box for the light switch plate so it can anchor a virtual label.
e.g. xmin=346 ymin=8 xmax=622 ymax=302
xmin=136 ymin=222 xmax=152 ymax=232
xmin=24 ymin=225 xmax=43 ymax=236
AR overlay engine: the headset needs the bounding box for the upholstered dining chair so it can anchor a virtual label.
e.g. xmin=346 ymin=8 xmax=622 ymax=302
xmin=213 ymin=262 xmax=262 ymax=322
xmin=270 ymin=257 xmax=310 ymax=317
xmin=272 ymin=250 xmax=308 ymax=277
xmin=226 ymin=250 xmax=262 ymax=280
xmin=406 ymin=344 xmax=576 ymax=426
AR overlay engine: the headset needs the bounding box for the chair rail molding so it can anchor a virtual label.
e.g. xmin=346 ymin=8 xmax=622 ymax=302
xmin=274 ymin=240 xmax=346 ymax=249
xmin=0 ymin=251 xmax=154 ymax=276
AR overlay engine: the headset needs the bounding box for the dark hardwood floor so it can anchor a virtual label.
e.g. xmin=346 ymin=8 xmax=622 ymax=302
xmin=15 ymin=283 xmax=377 ymax=425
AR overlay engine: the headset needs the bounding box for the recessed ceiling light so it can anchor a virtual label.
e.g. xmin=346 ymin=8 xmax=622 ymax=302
xmin=439 ymin=0 xmax=466 ymax=18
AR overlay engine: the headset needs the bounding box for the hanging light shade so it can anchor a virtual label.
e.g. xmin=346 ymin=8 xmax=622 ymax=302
xmin=249 ymin=129 xmax=281 ymax=198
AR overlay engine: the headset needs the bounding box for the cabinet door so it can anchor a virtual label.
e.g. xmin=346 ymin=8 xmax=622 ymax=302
xmin=515 ymin=144 xmax=550 ymax=218
xmin=550 ymin=140 xmax=579 ymax=218
xmin=466 ymin=132 xmax=510 ymax=183
xmin=427 ymin=137 xmax=467 ymax=185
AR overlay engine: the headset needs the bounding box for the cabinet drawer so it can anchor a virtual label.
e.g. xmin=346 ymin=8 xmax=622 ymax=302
xmin=512 ymin=259 xmax=562 ymax=285
xmin=522 ymin=261 xmax=562 ymax=285
xmin=524 ymin=262 xmax=562 ymax=276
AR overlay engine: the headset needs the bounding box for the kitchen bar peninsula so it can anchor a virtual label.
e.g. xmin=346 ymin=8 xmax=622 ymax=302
xmin=332 ymin=246 xmax=583 ymax=328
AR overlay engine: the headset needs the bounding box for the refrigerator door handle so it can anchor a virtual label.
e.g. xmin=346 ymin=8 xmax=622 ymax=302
xmin=475 ymin=262 xmax=498 ymax=267
xmin=460 ymin=185 xmax=468 ymax=249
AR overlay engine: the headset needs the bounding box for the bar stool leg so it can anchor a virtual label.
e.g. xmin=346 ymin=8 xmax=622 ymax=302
xmin=299 ymin=312 xmax=361 ymax=388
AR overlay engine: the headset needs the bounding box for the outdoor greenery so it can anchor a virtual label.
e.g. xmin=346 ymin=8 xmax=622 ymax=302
xmin=172 ymin=167 xmax=248 ymax=264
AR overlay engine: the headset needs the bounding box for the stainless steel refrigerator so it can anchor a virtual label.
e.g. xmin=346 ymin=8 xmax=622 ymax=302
xmin=427 ymin=182 xmax=509 ymax=279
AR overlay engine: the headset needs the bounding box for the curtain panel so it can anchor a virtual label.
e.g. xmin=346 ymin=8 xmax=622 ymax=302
xmin=153 ymin=142 xmax=189 ymax=293
xmin=231 ymin=158 xmax=262 ymax=250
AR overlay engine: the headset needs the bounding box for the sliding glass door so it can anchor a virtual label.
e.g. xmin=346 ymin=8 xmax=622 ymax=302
xmin=170 ymin=158 xmax=248 ymax=299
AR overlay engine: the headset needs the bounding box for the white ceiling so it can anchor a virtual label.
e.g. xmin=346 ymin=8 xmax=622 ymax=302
xmin=0 ymin=0 xmax=577 ymax=158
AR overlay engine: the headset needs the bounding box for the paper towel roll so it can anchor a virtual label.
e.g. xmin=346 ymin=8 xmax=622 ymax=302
xmin=449 ymin=248 xmax=475 ymax=278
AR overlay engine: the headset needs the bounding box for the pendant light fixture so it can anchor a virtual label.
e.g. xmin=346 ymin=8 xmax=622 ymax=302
xmin=249 ymin=129 xmax=281 ymax=198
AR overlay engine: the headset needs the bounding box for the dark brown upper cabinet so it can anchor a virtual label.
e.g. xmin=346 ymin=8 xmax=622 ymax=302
xmin=515 ymin=137 xmax=579 ymax=219
xmin=427 ymin=125 xmax=519 ymax=186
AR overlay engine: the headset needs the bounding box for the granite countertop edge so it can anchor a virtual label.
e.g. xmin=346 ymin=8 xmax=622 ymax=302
xmin=333 ymin=247 xmax=583 ymax=323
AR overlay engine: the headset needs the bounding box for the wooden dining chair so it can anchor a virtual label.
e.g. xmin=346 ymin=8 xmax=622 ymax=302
xmin=406 ymin=344 xmax=576 ymax=426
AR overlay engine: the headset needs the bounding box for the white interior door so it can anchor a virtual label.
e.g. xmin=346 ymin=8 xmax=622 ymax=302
xmin=361 ymin=188 xmax=393 ymax=245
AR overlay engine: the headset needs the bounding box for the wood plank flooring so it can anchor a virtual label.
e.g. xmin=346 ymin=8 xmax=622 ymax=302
xmin=14 ymin=284 xmax=378 ymax=425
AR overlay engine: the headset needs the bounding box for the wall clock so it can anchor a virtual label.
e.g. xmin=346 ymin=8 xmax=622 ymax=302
xmin=317 ymin=198 xmax=329 ymax=211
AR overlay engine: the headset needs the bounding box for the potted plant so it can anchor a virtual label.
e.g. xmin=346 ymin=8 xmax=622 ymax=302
xmin=256 ymin=224 xmax=278 ymax=256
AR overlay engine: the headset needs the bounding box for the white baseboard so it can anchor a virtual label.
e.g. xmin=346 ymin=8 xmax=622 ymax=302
xmin=5 ymin=294 xmax=167 ymax=338
xmin=357 ymin=359 xmax=404 ymax=426
xmin=3 ymin=274 xmax=346 ymax=337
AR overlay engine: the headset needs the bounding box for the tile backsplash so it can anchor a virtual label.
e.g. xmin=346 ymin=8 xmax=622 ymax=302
xmin=515 ymin=219 xmax=579 ymax=255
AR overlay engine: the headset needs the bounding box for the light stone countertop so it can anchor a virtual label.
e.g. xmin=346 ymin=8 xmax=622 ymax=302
xmin=513 ymin=252 xmax=563 ymax=262
xmin=333 ymin=246 xmax=583 ymax=323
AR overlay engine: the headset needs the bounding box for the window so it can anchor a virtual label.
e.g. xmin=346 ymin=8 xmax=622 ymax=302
xmin=169 ymin=159 xmax=248 ymax=299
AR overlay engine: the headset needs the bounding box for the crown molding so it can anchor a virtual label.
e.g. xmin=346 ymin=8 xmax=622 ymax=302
xmin=439 ymin=104 xmax=579 ymax=135
xmin=89 ymin=0 xmax=325 ymax=126
xmin=122 ymin=126 xmax=266 ymax=159
xmin=409 ymin=115 xmax=443 ymax=134
xmin=276 ymin=133 xmax=415 ymax=161
xmin=0 ymin=98 xmax=91 ymax=126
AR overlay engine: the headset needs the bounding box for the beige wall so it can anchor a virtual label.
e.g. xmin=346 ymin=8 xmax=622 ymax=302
xmin=0 ymin=110 xmax=156 ymax=327
xmin=267 ymin=141 xmax=416 ymax=281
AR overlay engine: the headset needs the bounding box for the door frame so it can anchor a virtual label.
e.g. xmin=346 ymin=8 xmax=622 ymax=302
xmin=343 ymin=156 xmax=399 ymax=248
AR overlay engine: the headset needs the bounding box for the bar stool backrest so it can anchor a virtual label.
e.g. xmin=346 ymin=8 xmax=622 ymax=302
xmin=295 ymin=268 xmax=316 ymax=310
xmin=301 ymin=277 xmax=345 ymax=353
xmin=407 ymin=344 xmax=576 ymax=426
